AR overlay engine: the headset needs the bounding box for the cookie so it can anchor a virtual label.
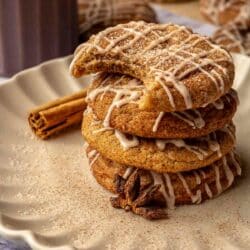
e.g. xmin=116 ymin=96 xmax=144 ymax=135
xmin=86 ymin=146 xmax=153 ymax=194
xmin=70 ymin=21 xmax=234 ymax=112
xmin=212 ymin=24 xmax=250 ymax=56
xmin=87 ymin=146 xmax=241 ymax=207
xmin=82 ymin=109 xmax=236 ymax=172
xmin=78 ymin=0 xmax=157 ymax=40
xmin=87 ymin=73 xmax=238 ymax=138
xmin=200 ymin=0 xmax=250 ymax=26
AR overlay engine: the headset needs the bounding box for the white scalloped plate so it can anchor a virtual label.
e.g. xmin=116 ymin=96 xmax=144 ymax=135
xmin=0 ymin=54 xmax=250 ymax=250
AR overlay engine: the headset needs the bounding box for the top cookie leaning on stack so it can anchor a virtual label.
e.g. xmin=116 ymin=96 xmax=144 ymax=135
xmin=70 ymin=21 xmax=241 ymax=219
xmin=71 ymin=21 xmax=234 ymax=112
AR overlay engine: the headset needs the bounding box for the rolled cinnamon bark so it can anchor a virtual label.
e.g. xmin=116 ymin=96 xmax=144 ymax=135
xmin=28 ymin=88 xmax=87 ymax=139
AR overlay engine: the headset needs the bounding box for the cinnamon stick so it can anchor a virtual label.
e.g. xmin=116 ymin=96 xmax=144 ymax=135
xmin=28 ymin=88 xmax=88 ymax=139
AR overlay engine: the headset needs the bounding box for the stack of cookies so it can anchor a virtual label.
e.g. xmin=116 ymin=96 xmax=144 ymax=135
xmin=70 ymin=21 xmax=241 ymax=220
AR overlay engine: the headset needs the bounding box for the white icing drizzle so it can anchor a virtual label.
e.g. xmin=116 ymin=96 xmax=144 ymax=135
xmin=72 ymin=21 xmax=232 ymax=110
xmin=93 ymin=127 xmax=113 ymax=134
xmin=149 ymin=152 xmax=240 ymax=207
xmin=156 ymin=123 xmax=229 ymax=159
xmin=214 ymin=164 xmax=223 ymax=195
xmin=90 ymin=112 xmax=140 ymax=151
xmin=200 ymin=170 xmax=206 ymax=179
xmin=230 ymin=151 xmax=242 ymax=176
xmin=163 ymin=173 xmax=176 ymax=209
xmin=88 ymin=76 xmax=237 ymax=138
xmin=83 ymin=141 xmax=89 ymax=150
xmin=209 ymin=132 xmax=222 ymax=158
xmin=213 ymin=98 xmax=224 ymax=110
xmin=91 ymin=119 xmax=102 ymax=127
xmin=171 ymin=112 xmax=195 ymax=128
xmin=155 ymin=140 xmax=167 ymax=151
xmin=87 ymin=75 xmax=143 ymax=128
xmin=220 ymin=124 xmax=235 ymax=141
xmin=87 ymin=149 xmax=100 ymax=167
xmin=192 ymin=110 xmax=206 ymax=128
xmin=222 ymin=156 xmax=235 ymax=188
xmin=84 ymin=105 xmax=93 ymax=115
xmin=103 ymin=88 xmax=141 ymax=127
xmin=146 ymin=30 xmax=231 ymax=102
xmin=151 ymin=173 xmax=167 ymax=200
xmin=171 ymin=110 xmax=205 ymax=129
xmin=92 ymin=123 xmax=140 ymax=151
xmin=88 ymin=81 xmax=232 ymax=157
xmin=177 ymin=173 xmax=202 ymax=204
xmin=123 ymin=167 xmax=134 ymax=179
xmin=90 ymin=111 xmax=230 ymax=160
xmin=152 ymin=112 xmax=165 ymax=132
xmin=194 ymin=171 xmax=201 ymax=185
xmin=155 ymin=139 xmax=208 ymax=160
xmin=88 ymin=149 xmax=97 ymax=158
xmin=152 ymin=172 xmax=175 ymax=209
xmin=204 ymin=183 xmax=213 ymax=198
xmin=114 ymin=130 xmax=139 ymax=150
xmin=199 ymin=170 xmax=213 ymax=198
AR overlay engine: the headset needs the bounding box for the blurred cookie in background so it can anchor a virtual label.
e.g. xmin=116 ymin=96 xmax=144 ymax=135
xmin=212 ymin=23 xmax=250 ymax=56
xmin=200 ymin=0 xmax=250 ymax=27
xmin=77 ymin=0 xmax=157 ymax=41
xmin=151 ymin=0 xmax=194 ymax=2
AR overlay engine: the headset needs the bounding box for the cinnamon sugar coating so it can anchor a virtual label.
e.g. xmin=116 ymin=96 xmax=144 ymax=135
xmin=87 ymin=147 xmax=241 ymax=206
xmin=87 ymin=73 xmax=238 ymax=139
xmin=82 ymin=110 xmax=236 ymax=173
xmin=71 ymin=21 xmax=234 ymax=112
xmin=200 ymin=0 xmax=250 ymax=27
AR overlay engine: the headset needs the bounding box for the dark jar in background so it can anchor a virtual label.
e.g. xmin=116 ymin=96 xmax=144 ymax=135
xmin=0 ymin=0 xmax=78 ymax=77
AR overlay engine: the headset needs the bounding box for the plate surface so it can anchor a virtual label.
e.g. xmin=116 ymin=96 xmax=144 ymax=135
xmin=0 ymin=54 xmax=250 ymax=250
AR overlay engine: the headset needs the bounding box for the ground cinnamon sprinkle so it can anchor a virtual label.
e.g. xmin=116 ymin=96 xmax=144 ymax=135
xmin=0 ymin=127 xmax=244 ymax=249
